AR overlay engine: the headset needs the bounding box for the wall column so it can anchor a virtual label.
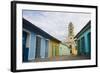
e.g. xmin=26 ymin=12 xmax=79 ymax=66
xmin=84 ymin=33 xmax=89 ymax=54
xmin=28 ymin=32 xmax=36 ymax=61
xmin=40 ymin=37 xmax=45 ymax=58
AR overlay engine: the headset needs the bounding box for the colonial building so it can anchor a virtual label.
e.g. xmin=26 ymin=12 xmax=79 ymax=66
xmin=59 ymin=43 xmax=70 ymax=56
xmin=48 ymin=39 xmax=60 ymax=58
xmin=65 ymin=22 xmax=77 ymax=56
xmin=23 ymin=18 xmax=61 ymax=62
xmin=75 ymin=21 xmax=91 ymax=57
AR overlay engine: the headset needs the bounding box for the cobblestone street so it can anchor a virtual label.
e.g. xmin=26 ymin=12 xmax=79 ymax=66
xmin=29 ymin=55 xmax=90 ymax=62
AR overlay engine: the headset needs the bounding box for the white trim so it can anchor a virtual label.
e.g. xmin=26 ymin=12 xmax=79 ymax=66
xmin=16 ymin=3 xmax=96 ymax=70
xmin=23 ymin=29 xmax=31 ymax=48
xmin=36 ymin=35 xmax=43 ymax=38
xmin=45 ymin=39 xmax=49 ymax=41
xmin=23 ymin=28 xmax=31 ymax=34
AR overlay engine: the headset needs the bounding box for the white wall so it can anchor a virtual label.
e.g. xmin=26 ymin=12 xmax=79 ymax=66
xmin=0 ymin=0 xmax=100 ymax=73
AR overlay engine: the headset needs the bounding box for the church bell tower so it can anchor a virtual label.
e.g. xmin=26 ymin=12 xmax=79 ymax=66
xmin=66 ymin=22 xmax=77 ymax=56
xmin=68 ymin=22 xmax=74 ymax=39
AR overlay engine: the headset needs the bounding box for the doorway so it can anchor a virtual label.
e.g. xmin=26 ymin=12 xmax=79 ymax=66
xmin=23 ymin=31 xmax=29 ymax=62
xmin=35 ymin=36 xmax=41 ymax=58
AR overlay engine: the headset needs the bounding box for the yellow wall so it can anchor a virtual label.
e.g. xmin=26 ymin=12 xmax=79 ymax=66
xmin=48 ymin=40 xmax=60 ymax=58
xmin=72 ymin=48 xmax=77 ymax=56
xmin=48 ymin=40 xmax=52 ymax=57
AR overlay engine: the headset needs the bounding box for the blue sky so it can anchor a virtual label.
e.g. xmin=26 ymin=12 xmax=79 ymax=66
xmin=23 ymin=10 xmax=91 ymax=41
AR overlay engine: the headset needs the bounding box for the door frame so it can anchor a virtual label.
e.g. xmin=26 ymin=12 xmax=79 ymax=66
xmin=23 ymin=29 xmax=31 ymax=60
xmin=35 ymin=35 xmax=42 ymax=59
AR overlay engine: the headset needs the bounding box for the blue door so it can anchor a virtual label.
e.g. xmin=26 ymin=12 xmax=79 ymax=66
xmin=35 ymin=36 xmax=41 ymax=58
xmin=23 ymin=31 xmax=29 ymax=62
xmin=87 ymin=32 xmax=91 ymax=56
xmin=81 ymin=37 xmax=85 ymax=55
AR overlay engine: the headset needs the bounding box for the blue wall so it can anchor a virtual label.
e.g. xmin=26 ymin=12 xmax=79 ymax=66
xmin=77 ymin=29 xmax=91 ymax=56
xmin=23 ymin=30 xmax=49 ymax=61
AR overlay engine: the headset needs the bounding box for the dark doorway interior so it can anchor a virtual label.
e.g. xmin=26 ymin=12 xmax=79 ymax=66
xmin=23 ymin=31 xmax=29 ymax=62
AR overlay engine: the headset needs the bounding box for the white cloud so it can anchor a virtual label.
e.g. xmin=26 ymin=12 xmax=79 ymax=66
xmin=23 ymin=10 xmax=91 ymax=41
